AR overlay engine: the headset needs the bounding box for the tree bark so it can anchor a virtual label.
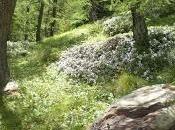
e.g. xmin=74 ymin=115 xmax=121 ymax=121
xmin=0 ymin=0 xmax=16 ymax=90
xmin=89 ymin=0 xmax=99 ymax=21
xmin=89 ymin=0 xmax=106 ymax=21
xmin=36 ymin=1 xmax=44 ymax=42
xmin=50 ymin=0 xmax=57 ymax=36
xmin=24 ymin=5 xmax=30 ymax=41
xmin=44 ymin=10 xmax=50 ymax=37
xmin=131 ymin=6 xmax=149 ymax=53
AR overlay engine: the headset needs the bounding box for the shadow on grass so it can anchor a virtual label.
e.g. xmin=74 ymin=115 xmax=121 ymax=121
xmin=10 ymin=57 xmax=47 ymax=80
xmin=0 ymin=94 xmax=22 ymax=130
xmin=10 ymin=32 xmax=88 ymax=81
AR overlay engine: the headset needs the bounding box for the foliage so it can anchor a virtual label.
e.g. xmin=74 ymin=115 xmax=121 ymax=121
xmin=103 ymin=12 xmax=132 ymax=36
xmin=57 ymin=36 xmax=130 ymax=84
xmin=2 ymin=0 xmax=175 ymax=130
xmin=40 ymin=23 xmax=105 ymax=63
xmin=12 ymin=0 xmax=38 ymax=41
xmin=12 ymin=0 xmax=175 ymax=41
xmin=57 ymin=26 xmax=175 ymax=83
xmin=157 ymin=66 xmax=175 ymax=84
xmin=4 ymin=24 xmax=114 ymax=129
xmin=115 ymin=73 xmax=148 ymax=96
xmin=128 ymin=26 xmax=175 ymax=79
xmin=143 ymin=0 xmax=175 ymax=18
xmin=2 ymin=64 xmax=111 ymax=130
xmin=7 ymin=41 xmax=32 ymax=57
xmin=156 ymin=47 xmax=175 ymax=84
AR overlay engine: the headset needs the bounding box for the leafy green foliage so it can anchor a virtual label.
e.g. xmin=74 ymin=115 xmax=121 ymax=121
xmin=3 ymin=66 xmax=110 ymax=130
xmin=115 ymin=73 xmax=148 ymax=96
xmin=103 ymin=12 xmax=132 ymax=36
xmin=157 ymin=66 xmax=175 ymax=84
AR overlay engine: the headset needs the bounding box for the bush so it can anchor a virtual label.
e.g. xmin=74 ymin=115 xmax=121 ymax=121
xmin=127 ymin=26 xmax=175 ymax=79
xmin=102 ymin=12 xmax=132 ymax=36
xmin=57 ymin=26 xmax=175 ymax=84
xmin=57 ymin=35 xmax=134 ymax=84
xmin=7 ymin=41 xmax=31 ymax=57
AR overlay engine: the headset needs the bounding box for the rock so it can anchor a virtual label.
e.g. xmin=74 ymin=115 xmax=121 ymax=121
xmin=90 ymin=84 xmax=175 ymax=130
xmin=3 ymin=81 xmax=19 ymax=93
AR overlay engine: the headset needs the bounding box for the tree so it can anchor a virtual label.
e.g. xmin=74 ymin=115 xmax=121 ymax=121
xmin=130 ymin=2 xmax=149 ymax=53
xmin=0 ymin=0 xmax=17 ymax=90
xmin=50 ymin=0 xmax=58 ymax=36
xmin=119 ymin=0 xmax=149 ymax=53
xmin=24 ymin=5 xmax=30 ymax=41
xmin=88 ymin=0 xmax=111 ymax=21
xmin=36 ymin=0 xmax=45 ymax=42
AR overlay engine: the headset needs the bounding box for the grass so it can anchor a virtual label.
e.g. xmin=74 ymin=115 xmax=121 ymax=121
xmin=148 ymin=14 xmax=175 ymax=26
xmin=2 ymin=22 xmax=148 ymax=130
xmin=1 ymin=22 xmax=112 ymax=130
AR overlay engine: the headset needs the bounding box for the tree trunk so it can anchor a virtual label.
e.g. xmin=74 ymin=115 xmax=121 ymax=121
xmin=89 ymin=0 xmax=98 ymax=21
xmin=44 ymin=10 xmax=50 ymax=37
xmin=89 ymin=0 xmax=106 ymax=21
xmin=24 ymin=5 xmax=30 ymax=41
xmin=36 ymin=1 xmax=44 ymax=42
xmin=131 ymin=6 xmax=149 ymax=53
xmin=50 ymin=0 xmax=57 ymax=36
xmin=0 ymin=0 xmax=16 ymax=90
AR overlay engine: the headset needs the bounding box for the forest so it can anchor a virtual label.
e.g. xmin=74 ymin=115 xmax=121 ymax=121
xmin=0 ymin=0 xmax=175 ymax=130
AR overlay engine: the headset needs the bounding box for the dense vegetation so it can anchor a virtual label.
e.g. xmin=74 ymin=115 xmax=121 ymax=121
xmin=0 ymin=0 xmax=175 ymax=130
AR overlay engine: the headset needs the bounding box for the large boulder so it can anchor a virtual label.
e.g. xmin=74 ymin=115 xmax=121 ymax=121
xmin=90 ymin=84 xmax=175 ymax=130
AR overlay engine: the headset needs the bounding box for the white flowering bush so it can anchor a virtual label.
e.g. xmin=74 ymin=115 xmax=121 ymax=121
xmin=127 ymin=26 xmax=175 ymax=79
xmin=57 ymin=26 xmax=175 ymax=83
xmin=103 ymin=12 xmax=132 ymax=36
xmin=57 ymin=35 xmax=132 ymax=84
xmin=7 ymin=41 xmax=31 ymax=57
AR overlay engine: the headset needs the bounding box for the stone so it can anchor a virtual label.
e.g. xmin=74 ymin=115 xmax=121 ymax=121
xmin=90 ymin=84 xmax=175 ymax=130
xmin=3 ymin=81 xmax=19 ymax=93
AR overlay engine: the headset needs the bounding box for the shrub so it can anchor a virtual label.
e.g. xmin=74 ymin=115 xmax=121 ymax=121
xmin=102 ymin=12 xmax=132 ymax=36
xmin=7 ymin=41 xmax=31 ymax=57
xmin=57 ymin=26 xmax=175 ymax=84
xmin=127 ymin=26 xmax=175 ymax=79
xmin=57 ymin=35 xmax=134 ymax=84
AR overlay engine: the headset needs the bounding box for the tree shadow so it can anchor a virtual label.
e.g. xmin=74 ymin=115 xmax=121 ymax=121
xmin=0 ymin=94 xmax=22 ymax=130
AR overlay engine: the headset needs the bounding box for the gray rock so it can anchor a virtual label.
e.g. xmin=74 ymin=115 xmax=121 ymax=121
xmin=90 ymin=84 xmax=175 ymax=130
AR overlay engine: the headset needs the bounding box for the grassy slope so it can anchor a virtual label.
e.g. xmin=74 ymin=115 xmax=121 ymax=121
xmin=3 ymin=21 xmax=150 ymax=130
xmin=3 ymin=23 xmax=112 ymax=130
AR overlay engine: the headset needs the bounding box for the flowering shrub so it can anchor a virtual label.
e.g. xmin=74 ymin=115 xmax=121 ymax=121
xmin=103 ymin=12 xmax=132 ymax=36
xmin=57 ymin=36 xmax=131 ymax=84
xmin=57 ymin=26 xmax=175 ymax=83
xmin=7 ymin=41 xmax=31 ymax=57
xmin=127 ymin=26 xmax=175 ymax=79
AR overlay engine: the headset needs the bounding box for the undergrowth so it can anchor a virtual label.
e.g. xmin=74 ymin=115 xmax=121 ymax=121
xmin=2 ymin=23 xmax=114 ymax=130
xmin=2 ymin=22 xmax=172 ymax=130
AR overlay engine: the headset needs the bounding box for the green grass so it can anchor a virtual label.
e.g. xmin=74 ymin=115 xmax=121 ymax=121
xmin=148 ymin=15 xmax=175 ymax=26
xmin=1 ymin=22 xmax=111 ymax=130
xmin=1 ymin=22 xmax=148 ymax=130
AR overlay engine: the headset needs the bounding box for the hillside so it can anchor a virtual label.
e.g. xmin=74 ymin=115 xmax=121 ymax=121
xmin=0 ymin=0 xmax=175 ymax=130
